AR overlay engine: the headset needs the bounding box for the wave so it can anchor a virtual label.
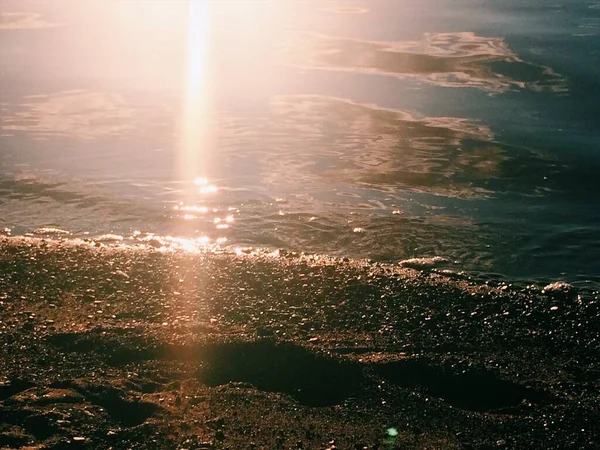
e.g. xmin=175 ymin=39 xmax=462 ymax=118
xmin=280 ymin=31 xmax=567 ymax=92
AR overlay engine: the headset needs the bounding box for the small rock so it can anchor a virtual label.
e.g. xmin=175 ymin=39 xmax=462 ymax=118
xmin=542 ymin=281 xmax=574 ymax=296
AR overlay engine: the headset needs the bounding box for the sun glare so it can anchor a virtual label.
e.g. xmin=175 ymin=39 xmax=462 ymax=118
xmin=179 ymin=0 xmax=213 ymax=192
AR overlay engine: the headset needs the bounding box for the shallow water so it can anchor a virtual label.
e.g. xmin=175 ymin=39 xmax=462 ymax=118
xmin=1 ymin=0 xmax=599 ymax=286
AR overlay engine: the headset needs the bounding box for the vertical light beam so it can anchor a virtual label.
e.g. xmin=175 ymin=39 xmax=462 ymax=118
xmin=179 ymin=0 xmax=212 ymax=191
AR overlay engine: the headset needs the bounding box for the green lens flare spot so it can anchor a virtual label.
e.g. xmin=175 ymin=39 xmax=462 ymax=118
xmin=387 ymin=427 xmax=399 ymax=437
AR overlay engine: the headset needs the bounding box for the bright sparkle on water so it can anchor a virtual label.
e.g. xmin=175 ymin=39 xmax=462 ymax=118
xmin=194 ymin=177 xmax=209 ymax=187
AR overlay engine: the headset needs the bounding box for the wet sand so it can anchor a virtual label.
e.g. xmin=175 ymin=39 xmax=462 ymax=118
xmin=0 ymin=237 xmax=599 ymax=449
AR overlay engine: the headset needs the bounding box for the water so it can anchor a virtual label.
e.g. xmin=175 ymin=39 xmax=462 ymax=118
xmin=1 ymin=0 xmax=600 ymax=287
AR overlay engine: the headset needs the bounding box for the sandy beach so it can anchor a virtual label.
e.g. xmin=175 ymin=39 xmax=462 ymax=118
xmin=1 ymin=237 xmax=598 ymax=449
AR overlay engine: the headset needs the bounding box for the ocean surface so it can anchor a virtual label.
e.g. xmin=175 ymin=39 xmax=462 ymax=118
xmin=1 ymin=0 xmax=599 ymax=288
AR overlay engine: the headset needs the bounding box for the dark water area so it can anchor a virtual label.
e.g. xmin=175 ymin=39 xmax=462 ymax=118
xmin=1 ymin=0 xmax=600 ymax=287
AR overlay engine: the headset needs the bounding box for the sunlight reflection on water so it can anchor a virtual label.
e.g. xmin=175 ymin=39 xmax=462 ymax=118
xmin=179 ymin=0 xmax=214 ymax=198
xmin=1 ymin=0 xmax=599 ymax=282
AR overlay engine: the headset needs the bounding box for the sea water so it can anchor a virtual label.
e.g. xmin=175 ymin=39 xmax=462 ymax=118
xmin=1 ymin=0 xmax=599 ymax=287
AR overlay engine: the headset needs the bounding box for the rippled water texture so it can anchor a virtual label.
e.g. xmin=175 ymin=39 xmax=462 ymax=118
xmin=1 ymin=0 xmax=599 ymax=285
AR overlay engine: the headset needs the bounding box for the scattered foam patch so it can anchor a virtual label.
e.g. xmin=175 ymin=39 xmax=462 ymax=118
xmin=94 ymin=234 xmax=125 ymax=243
xmin=33 ymin=227 xmax=71 ymax=236
xmin=281 ymin=31 xmax=566 ymax=92
xmin=398 ymin=256 xmax=448 ymax=269
xmin=1 ymin=91 xmax=162 ymax=140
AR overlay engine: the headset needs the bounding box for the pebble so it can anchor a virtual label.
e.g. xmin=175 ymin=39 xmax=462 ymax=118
xmin=543 ymin=281 xmax=573 ymax=295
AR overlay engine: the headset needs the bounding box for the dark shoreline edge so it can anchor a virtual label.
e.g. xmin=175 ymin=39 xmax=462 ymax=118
xmin=1 ymin=236 xmax=599 ymax=449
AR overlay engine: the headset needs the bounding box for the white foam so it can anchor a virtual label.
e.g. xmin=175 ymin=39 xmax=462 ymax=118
xmin=33 ymin=227 xmax=70 ymax=235
xmin=398 ymin=256 xmax=448 ymax=270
